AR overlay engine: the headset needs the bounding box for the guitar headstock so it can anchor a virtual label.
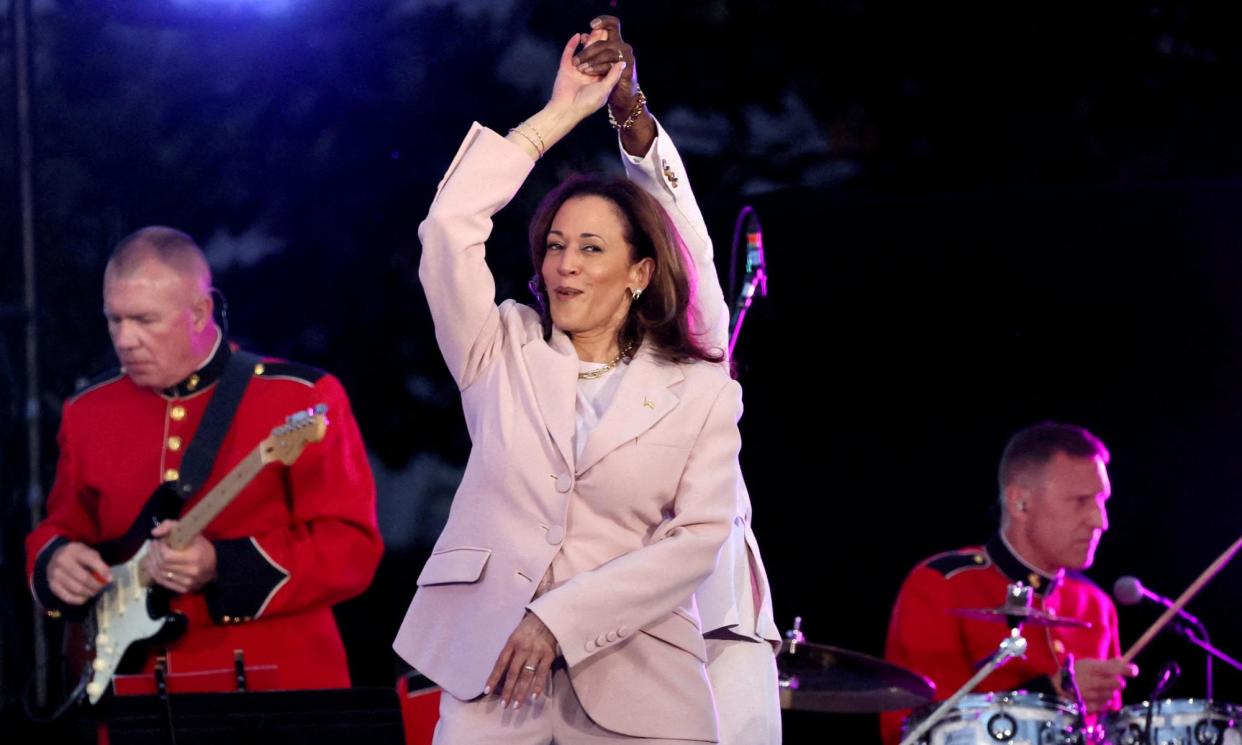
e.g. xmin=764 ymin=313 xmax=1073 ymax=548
xmin=260 ymin=404 xmax=330 ymax=466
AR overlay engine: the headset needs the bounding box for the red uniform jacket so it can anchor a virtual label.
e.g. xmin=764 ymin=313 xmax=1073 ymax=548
xmin=881 ymin=534 xmax=1121 ymax=745
xmin=26 ymin=341 xmax=382 ymax=691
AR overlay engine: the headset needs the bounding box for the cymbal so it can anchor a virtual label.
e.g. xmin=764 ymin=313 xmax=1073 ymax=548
xmin=950 ymin=605 xmax=1093 ymax=629
xmin=777 ymin=641 xmax=936 ymax=713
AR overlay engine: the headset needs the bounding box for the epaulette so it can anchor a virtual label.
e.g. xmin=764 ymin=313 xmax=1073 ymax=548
xmin=252 ymin=360 xmax=326 ymax=384
xmin=69 ymin=368 xmax=125 ymax=401
xmin=925 ymin=549 xmax=990 ymax=578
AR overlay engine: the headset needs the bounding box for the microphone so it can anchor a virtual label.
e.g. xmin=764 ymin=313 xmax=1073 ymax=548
xmin=741 ymin=212 xmax=768 ymax=302
xmin=1113 ymin=575 xmax=1203 ymax=628
xmin=727 ymin=206 xmax=771 ymax=359
xmin=211 ymin=287 xmax=231 ymax=337
xmin=729 ymin=211 xmax=768 ymax=338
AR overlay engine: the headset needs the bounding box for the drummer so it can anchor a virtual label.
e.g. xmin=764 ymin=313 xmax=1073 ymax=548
xmin=881 ymin=421 xmax=1137 ymax=744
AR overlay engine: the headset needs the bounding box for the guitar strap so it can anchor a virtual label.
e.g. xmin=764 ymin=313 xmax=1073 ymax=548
xmin=173 ymin=348 xmax=262 ymax=501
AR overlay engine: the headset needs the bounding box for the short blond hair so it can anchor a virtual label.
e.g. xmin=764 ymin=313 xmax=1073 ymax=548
xmin=106 ymin=226 xmax=211 ymax=290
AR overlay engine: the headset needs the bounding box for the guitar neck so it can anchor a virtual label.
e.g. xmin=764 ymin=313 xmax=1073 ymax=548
xmin=168 ymin=448 xmax=265 ymax=550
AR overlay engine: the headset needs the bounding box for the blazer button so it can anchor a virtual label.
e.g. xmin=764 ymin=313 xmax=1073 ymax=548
xmin=545 ymin=525 xmax=565 ymax=545
xmin=596 ymin=635 xmax=609 ymax=647
xmin=554 ymin=473 xmax=573 ymax=493
xmin=584 ymin=639 xmax=596 ymax=652
xmin=617 ymin=625 xmax=629 ymax=638
xmin=605 ymin=630 xmax=618 ymax=642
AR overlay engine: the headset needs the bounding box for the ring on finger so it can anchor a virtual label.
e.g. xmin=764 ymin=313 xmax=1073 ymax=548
xmin=522 ymin=664 xmax=537 ymax=673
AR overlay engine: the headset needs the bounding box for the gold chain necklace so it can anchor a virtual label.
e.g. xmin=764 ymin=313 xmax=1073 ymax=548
xmin=578 ymin=344 xmax=634 ymax=381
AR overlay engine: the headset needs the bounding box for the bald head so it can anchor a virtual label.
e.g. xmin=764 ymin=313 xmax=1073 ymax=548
xmin=103 ymin=226 xmax=218 ymax=390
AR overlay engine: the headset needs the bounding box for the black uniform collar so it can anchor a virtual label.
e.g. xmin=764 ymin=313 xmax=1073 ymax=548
xmin=984 ymin=533 xmax=1063 ymax=597
xmin=161 ymin=333 xmax=230 ymax=398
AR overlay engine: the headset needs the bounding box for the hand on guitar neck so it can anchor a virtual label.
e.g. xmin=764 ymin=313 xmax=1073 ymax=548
xmin=142 ymin=519 xmax=218 ymax=594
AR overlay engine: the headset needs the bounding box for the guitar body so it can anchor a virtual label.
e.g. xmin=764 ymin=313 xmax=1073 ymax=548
xmin=78 ymin=483 xmax=189 ymax=702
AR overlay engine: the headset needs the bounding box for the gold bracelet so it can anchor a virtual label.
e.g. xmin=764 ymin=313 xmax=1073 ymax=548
xmin=607 ymin=89 xmax=647 ymax=131
xmin=508 ymin=122 xmax=546 ymax=159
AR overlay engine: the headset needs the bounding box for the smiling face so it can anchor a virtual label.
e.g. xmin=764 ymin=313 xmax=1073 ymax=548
xmin=540 ymin=195 xmax=652 ymax=347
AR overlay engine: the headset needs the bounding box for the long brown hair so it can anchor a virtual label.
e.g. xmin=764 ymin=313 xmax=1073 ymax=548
xmin=527 ymin=175 xmax=724 ymax=365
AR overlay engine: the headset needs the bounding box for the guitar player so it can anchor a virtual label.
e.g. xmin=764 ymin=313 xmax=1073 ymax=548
xmin=25 ymin=226 xmax=383 ymax=696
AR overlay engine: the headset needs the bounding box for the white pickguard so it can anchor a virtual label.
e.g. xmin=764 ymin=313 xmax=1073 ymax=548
xmin=85 ymin=540 xmax=169 ymax=703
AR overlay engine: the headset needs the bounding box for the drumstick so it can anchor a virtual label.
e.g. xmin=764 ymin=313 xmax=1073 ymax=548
xmin=1121 ymin=534 xmax=1242 ymax=664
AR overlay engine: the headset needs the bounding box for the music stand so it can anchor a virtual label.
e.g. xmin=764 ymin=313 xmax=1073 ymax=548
xmin=102 ymin=687 xmax=405 ymax=745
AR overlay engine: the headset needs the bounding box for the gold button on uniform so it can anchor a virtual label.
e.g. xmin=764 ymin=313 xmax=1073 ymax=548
xmin=186 ymin=374 xmax=200 ymax=391
xmin=1028 ymin=573 xmax=1042 ymax=589
xmin=253 ymin=363 xmax=265 ymax=376
xmin=167 ymin=436 xmax=182 ymax=451
xmin=1053 ymin=639 xmax=1066 ymax=655
xmin=163 ymin=468 xmax=180 ymax=482
xmin=170 ymin=405 xmax=186 ymax=421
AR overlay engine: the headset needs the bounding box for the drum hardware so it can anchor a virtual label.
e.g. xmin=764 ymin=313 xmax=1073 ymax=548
xmin=952 ymin=583 xmax=1092 ymax=629
xmin=898 ymin=582 xmax=1035 ymax=745
xmin=1063 ymin=654 xmax=1090 ymax=739
xmin=1103 ymin=699 xmax=1241 ymax=745
xmin=775 ymin=616 xmax=935 ymax=713
xmin=1141 ymin=663 xmax=1182 ymax=745
xmin=902 ymin=691 xmax=1082 ymax=745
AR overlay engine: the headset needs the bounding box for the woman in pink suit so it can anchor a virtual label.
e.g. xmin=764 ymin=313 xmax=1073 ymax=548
xmin=394 ymin=16 xmax=748 ymax=745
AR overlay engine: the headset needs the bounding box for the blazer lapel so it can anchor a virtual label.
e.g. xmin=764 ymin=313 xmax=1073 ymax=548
xmin=523 ymin=330 xmax=578 ymax=471
xmin=576 ymin=346 xmax=683 ymax=475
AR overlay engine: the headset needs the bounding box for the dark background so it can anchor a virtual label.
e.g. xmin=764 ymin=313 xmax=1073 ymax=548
xmin=3 ymin=2 xmax=1240 ymax=742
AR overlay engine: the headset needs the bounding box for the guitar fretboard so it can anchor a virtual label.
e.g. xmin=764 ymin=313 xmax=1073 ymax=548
xmin=169 ymin=448 xmax=265 ymax=550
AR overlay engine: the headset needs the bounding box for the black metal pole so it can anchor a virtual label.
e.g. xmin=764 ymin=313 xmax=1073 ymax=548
xmin=12 ymin=0 xmax=47 ymax=710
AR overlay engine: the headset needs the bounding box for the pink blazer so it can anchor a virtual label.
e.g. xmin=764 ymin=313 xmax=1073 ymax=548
xmin=392 ymin=123 xmax=742 ymax=742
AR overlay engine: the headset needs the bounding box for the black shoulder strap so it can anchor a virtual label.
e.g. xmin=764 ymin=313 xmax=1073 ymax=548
xmin=174 ymin=350 xmax=262 ymax=500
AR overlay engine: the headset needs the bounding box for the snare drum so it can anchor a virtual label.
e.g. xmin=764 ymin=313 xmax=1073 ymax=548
xmin=1103 ymin=699 xmax=1241 ymax=745
xmin=904 ymin=691 xmax=1083 ymax=745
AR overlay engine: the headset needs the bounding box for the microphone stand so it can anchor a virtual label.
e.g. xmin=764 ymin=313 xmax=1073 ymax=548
xmin=1167 ymin=619 xmax=1242 ymax=700
xmin=728 ymin=264 xmax=767 ymax=360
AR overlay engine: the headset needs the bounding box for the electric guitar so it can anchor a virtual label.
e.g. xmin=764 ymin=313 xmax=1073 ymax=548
xmin=79 ymin=404 xmax=329 ymax=703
